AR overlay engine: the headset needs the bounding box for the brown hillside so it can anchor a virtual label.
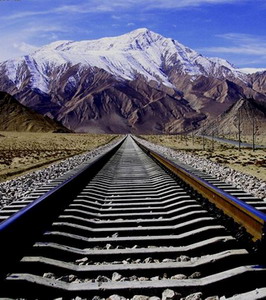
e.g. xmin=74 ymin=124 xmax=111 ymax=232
xmin=0 ymin=92 xmax=71 ymax=132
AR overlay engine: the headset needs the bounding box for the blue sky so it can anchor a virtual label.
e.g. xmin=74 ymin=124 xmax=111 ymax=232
xmin=0 ymin=0 xmax=266 ymax=70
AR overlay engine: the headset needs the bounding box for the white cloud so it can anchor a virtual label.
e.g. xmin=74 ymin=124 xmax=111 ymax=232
xmin=202 ymin=33 xmax=266 ymax=55
xmin=0 ymin=22 xmax=70 ymax=62
xmin=2 ymin=0 xmax=252 ymax=21
xmin=24 ymin=25 xmax=69 ymax=34
xmin=239 ymin=68 xmax=266 ymax=74
xmin=143 ymin=0 xmax=247 ymax=9
xmin=127 ymin=22 xmax=135 ymax=26
xmin=111 ymin=15 xmax=122 ymax=20
xmin=13 ymin=42 xmax=39 ymax=53
xmin=2 ymin=10 xmax=53 ymax=20
xmin=200 ymin=46 xmax=266 ymax=55
xmin=0 ymin=40 xmax=38 ymax=62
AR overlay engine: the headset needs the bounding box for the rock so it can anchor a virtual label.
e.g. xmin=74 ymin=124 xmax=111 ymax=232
xmin=95 ymin=275 xmax=110 ymax=283
xmin=43 ymin=272 xmax=55 ymax=279
xmin=0 ymin=140 xmax=120 ymax=209
xmin=143 ymin=257 xmax=152 ymax=263
xmin=205 ymin=297 xmax=219 ymax=300
xmin=162 ymin=289 xmax=182 ymax=300
xmin=92 ymin=297 xmax=103 ymax=300
xmin=189 ymin=272 xmax=201 ymax=279
xmin=162 ymin=258 xmax=175 ymax=263
xmin=171 ymin=274 xmax=187 ymax=280
xmin=148 ymin=297 xmax=161 ymax=300
xmin=129 ymin=275 xmax=138 ymax=281
xmin=135 ymin=137 xmax=266 ymax=203
xmin=105 ymin=243 xmax=113 ymax=249
xmin=138 ymin=277 xmax=149 ymax=281
xmin=68 ymin=274 xmax=77 ymax=282
xmin=191 ymin=257 xmax=199 ymax=263
xmin=75 ymin=257 xmax=89 ymax=264
xmin=112 ymin=272 xmax=123 ymax=281
xmin=179 ymin=255 xmax=190 ymax=262
xmin=132 ymin=296 xmax=149 ymax=300
xmin=107 ymin=295 xmax=126 ymax=300
xmin=122 ymin=258 xmax=131 ymax=264
xmin=119 ymin=277 xmax=129 ymax=282
xmin=150 ymin=276 xmax=160 ymax=281
xmin=57 ymin=274 xmax=77 ymax=282
xmin=185 ymin=292 xmax=203 ymax=300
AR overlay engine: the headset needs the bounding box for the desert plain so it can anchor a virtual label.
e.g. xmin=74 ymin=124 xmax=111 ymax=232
xmin=0 ymin=132 xmax=117 ymax=182
xmin=141 ymin=135 xmax=266 ymax=181
xmin=0 ymin=132 xmax=265 ymax=183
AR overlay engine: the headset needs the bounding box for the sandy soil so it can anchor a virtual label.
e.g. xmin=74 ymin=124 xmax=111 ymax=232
xmin=141 ymin=135 xmax=266 ymax=181
xmin=0 ymin=132 xmax=117 ymax=182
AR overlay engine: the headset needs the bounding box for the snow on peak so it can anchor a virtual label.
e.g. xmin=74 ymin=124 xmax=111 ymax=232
xmin=1 ymin=28 xmax=247 ymax=91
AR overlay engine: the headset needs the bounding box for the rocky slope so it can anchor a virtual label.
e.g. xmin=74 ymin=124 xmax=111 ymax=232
xmin=198 ymin=98 xmax=266 ymax=136
xmin=0 ymin=92 xmax=71 ymax=132
xmin=249 ymin=71 xmax=266 ymax=95
xmin=0 ymin=28 xmax=266 ymax=133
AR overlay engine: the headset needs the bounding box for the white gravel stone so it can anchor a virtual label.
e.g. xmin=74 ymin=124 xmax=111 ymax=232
xmin=179 ymin=255 xmax=190 ymax=262
xmin=136 ymin=137 xmax=266 ymax=201
xmin=0 ymin=138 xmax=122 ymax=209
xmin=43 ymin=272 xmax=55 ymax=279
xmin=189 ymin=272 xmax=201 ymax=279
xmin=95 ymin=275 xmax=111 ymax=283
xmin=162 ymin=289 xmax=181 ymax=300
xmin=112 ymin=272 xmax=123 ymax=282
xmin=107 ymin=295 xmax=126 ymax=300
xmin=75 ymin=257 xmax=89 ymax=264
xmin=132 ymin=296 xmax=149 ymax=300
xmin=184 ymin=292 xmax=203 ymax=300
xmin=150 ymin=276 xmax=160 ymax=281
xmin=171 ymin=274 xmax=187 ymax=280
xmin=162 ymin=258 xmax=175 ymax=263
xmin=138 ymin=277 xmax=149 ymax=281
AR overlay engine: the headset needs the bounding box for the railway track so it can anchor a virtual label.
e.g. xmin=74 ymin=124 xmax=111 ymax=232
xmin=0 ymin=135 xmax=266 ymax=299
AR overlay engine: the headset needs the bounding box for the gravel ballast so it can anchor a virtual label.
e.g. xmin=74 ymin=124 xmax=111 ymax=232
xmin=1 ymin=135 xmax=265 ymax=209
xmin=135 ymin=137 xmax=266 ymax=201
xmin=0 ymin=137 xmax=122 ymax=209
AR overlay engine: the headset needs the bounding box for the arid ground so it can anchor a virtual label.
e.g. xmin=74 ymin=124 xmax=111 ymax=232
xmin=1 ymin=132 xmax=265 ymax=183
xmin=141 ymin=135 xmax=266 ymax=181
xmin=0 ymin=132 xmax=117 ymax=182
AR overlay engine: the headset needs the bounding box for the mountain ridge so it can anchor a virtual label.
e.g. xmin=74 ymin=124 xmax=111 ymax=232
xmin=1 ymin=28 xmax=247 ymax=92
xmin=0 ymin=28 xmax=265 ymax=134
xmin=197 ymin=97 xmax=266 ymax=136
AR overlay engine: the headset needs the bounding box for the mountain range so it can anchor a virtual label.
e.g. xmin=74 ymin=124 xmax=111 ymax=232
xmin=0 ymin=28 xmax=266 ymax=134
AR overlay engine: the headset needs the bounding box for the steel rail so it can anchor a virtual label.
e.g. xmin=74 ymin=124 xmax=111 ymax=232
xmin=1 ymin=135 xmax=266 ymax=298
xmin=134 ymin=138 xmax=266 ymax=241
xmin=0 ymin=137 xmax=125 ymax=276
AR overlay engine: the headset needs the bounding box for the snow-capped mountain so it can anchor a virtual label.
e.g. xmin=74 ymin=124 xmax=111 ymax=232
xmin=1 ymin=28 xmax=246 ymax=93
xmin=0 ymin=28 xmax=265 ymax=134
